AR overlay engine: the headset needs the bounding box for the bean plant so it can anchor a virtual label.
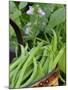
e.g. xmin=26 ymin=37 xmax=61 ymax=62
xmin=9 ymin=1 xmax=66 ymax=88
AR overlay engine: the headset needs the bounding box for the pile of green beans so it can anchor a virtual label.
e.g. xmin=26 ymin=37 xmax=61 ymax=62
xmin=10 ymin=31 xmax=65 ymax=88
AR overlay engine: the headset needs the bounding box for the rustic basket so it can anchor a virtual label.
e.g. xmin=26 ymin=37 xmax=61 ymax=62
xmin=30 ymin=68 xmax=59 ymax=87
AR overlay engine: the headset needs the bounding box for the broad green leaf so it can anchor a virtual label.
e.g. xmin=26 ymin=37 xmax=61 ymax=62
xmin=39 ymin=3 xmax=55 ymax=18
xmin=9 ymin=2 xmax=22 ymax=29
xmin=47 ymin=7 xmax=65 ymax=28
xmin=9 ymin=1 xmax=17 ymax=14
xmin=19 ymin=2 xmax=27 ymax=9
xmin=10 ymin=9 xmax=22 ymax=29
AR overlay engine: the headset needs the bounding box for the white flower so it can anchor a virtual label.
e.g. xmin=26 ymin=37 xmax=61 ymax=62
xmin=26 ymin=6 xmax=34 ymax=15
xmin=38 ymin=8 xmax=45 ymax=16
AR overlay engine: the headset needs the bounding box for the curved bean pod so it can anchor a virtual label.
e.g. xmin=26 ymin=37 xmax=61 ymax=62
xmin=15 ymin=42 xmax=43 ymax=88
xmin=11 ymin=54 xmax=29 ymax=87
xmin=21 ymin=57 xmax=37 ymax=88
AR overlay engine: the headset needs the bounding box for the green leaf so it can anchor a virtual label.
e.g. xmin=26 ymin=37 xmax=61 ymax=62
xmin=9 ymin=1 xmax=17 ymax=14
xmin=9 ymin=25 xmax=18 ymax=50
xmin=20 ymin=14 xmax=30 ymax=26
xmin=47 ymin=7 xmax=65 ymax=28
xmin=19 ymin=2 xmax=27 ymax=9
xmin=9 ymin=2 xmax=22 ymax=29
xmin=40 ymin=3 xmax=55 ymax=18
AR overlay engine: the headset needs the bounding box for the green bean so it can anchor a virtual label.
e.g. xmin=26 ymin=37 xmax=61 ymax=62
xmin=14 ymin=61 xmax=32 ymax=87
xmin=28 ymin=50 xmax=42 ymax=68
xmin=11 ymin=57 xmax=17 ymax=64
xmin=21 ymin=69 xmax=33 ymax=84
xmin=11 ymin=47 xmax=35 ymax=86
xmin=11 ymin=76 xmax=15 ymax=87
xmin=10 ymin=68 xmax=32 ymax=88
xmin=51 ymin=46 xmax=65 ymax=71
xmin=34 ymin=62 xmax=45 ymax=82
xmin=11 ymin=53 xmax=29 ymax=87
xmin=51 ymin=29 xmax=57 ymax=53
xmin=42 ymin=58 xmax=49 ymax=75
xmin=40 ymin=48 xmax=48 ymax=66
xmin=21 ymin=57 xmax=37 ymax=88
xmin=9 ymin=57 xmax=22 ymax=72
xmin=48 ymin=50 xmax=54 ymax=73
xmin=13 ymin=66 xmax=33 ymax=88
xmin=15 ymin=42 xmax=43 ymax=88
xmin=10 ymin=69 xmax=21 ymax=88
xmin=59 ymin=74 xmax=65 ymax=83
xmin=20 ymin=44 xmax=25 ymax=55
xmin=10 ymin=45 xmax=25 ymax=71
xmin=10 ymin=68 xmax=16 ymax=81
xmin=14 ymin=69 xmax=21 ymax=87
xmin=45 ymin=33 xmax=50 ymax=43
xmin=36 ymin=37 xmax=49 ymax=44
xmin=10 ymin=44 xmax=28 ymax=72
xmin=20 ymin=53 xmax=41 ymax=85
xmin=43 ymin=31 xmax=57 ymax=73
